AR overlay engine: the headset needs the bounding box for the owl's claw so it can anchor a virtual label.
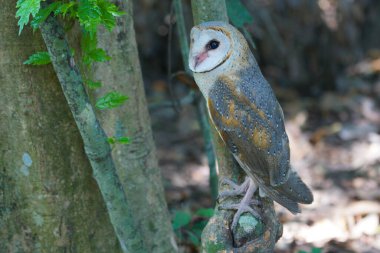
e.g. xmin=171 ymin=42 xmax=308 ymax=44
xmin=219 ymin=178 xmax=262 ymax=231
xmin=218 ymin=177 xmax=250 ymax=199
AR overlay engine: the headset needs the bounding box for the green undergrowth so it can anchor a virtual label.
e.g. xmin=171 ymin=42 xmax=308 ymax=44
xmin=172 ymin=208 xmax=214 ymax=248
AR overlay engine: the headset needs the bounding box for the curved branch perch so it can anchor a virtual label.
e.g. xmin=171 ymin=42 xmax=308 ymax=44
xmin=202 ymin=200 xmax=282 ymax=252
xmin=201 ymin=128 xmax=282 ymax=252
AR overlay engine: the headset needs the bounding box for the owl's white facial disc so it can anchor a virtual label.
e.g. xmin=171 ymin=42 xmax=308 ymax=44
xmin=189 ymin=28 xmax=231 ymax=73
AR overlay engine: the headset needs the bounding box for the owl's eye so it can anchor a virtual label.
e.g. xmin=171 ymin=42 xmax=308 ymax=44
xmin=207 ymin=40 xmax=220 ymax=50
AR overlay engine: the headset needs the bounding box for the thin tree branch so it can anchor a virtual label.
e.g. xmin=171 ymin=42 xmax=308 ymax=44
xmin=174 ymin=0 xmax=218 ymax=202
xmin=174 ymin=0 xmax=190 ymax=73
xmin=193 ymin=95 xmax=219 ymax=203
xmin=39 ymin=14 xmax=142 ymax=253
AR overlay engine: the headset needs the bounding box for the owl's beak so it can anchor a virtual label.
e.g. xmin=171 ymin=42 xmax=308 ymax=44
xmin=194 ymin=51 xmax=208 ymax=68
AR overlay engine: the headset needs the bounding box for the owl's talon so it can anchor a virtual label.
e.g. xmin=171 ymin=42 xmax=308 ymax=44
xmin=221 ymin=178 xmax=241 ymax=188
xmin=219 ymin=178 xmax=262 ymax=231
xmin=218 ymin=177 xmax=250 ymax=199
xmin=231 ymin=205 xmax=261 ymax=230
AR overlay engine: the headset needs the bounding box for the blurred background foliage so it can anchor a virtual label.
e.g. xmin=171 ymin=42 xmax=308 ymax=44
xmin=132 ymin=0 xmax=380 ymax=252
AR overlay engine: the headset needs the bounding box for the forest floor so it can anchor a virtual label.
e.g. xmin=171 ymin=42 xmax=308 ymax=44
xmin=149 ymin=79 xmax=380 ymax=253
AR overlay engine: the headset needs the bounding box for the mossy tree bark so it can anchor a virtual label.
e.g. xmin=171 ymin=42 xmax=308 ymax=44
xmin=190 ymin=0 xmax=282 ymax=252
xmin=0 ymin=1 xmax=121 ymax=252
xmin=38 ymin=7 xmax=153 ymax=253
xmin=90 ymin=0 xmax=178 ymax=252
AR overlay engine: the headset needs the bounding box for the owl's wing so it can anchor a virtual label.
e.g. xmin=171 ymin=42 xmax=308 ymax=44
xmin=207 ymin=74 xmax=291 ymax=187
xmin=207 ymin=75 xmax=313 ymax=212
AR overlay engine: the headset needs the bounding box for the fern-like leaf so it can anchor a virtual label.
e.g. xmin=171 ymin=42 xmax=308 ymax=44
xmin=31 ymin=2 xmax=62 ymax=29
xmin=23 ymin=52 xmax=51 ymax=65
xmin=16 ymin=0 xmax=41 ymax=34
xmin=96 ymin=91 xmax=128 ymax=109
xmin=85 ymin=79 xmax=102 ymax=89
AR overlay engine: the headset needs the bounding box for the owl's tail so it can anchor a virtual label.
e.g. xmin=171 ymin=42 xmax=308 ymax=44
xmin=259 ymin=170 xmax=314 ymax=214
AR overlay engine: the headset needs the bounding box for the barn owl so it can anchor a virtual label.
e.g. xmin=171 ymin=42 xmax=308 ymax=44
xmin=189 ymin=21 xmax=313 ymax=229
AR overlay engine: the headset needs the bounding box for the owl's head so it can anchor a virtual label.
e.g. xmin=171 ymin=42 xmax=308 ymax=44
xmin=189 ymin=21 xmax=247 ymax=73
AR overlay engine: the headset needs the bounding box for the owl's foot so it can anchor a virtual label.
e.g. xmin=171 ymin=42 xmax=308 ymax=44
xmin=218 ymin=177 xmax=250 ymax=199
xmin=219 ymin=178 xmax=262 ymax=230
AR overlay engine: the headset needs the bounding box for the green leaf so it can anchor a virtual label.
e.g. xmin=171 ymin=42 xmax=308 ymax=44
xmin=195 ymin=208 xmax=214 ymax=218
xmin=108 ymin=8 xmax=125 ymax=17
xmin=311 ymin=248 xmax=322 ymax=253
xmin=76 ymin=0 xmax=124 ymax=34
xmin=54 ymin=2 xmax=76 ymax=17
xmin=107 ymin=137 xmax=116 ymax=144
xmin=116 ymin=137 xmax=130 ymax=144
xmin=95 ymin=91 xmax=128 ymax=109
xmin=100 ymin=0 xmax=124 ymax=17
xmin=108 ymin=136 xmax=130 ymax=145
xmin=77 ymin=0 xmax=102 ymax=34
xmin=82 ymin=31 xmax=98 ymax=53
xmin=226 ymin=0 xmax=253 ymax=28
xmin=83 ymin=48 xmax=111 ymax=65
xmin=97 ymin=0 xmax=117 ymax=30
xmin=172 ymin=211 xmax=191 ymax=230
xmin=16 ymin=0 xmax=41 ymax=34
xmin=31 ymin=2 xmax=62 ymax=30
xmin=82 ymin=31 xmax=111 ymax=65
xmin=23 ymin=52 xmax=51 ymax=65
xmin=91 ymin=48 xmax=111 ymax=61
xmin=107 ymin=136 xmax=130 ymax=144
xmin=85 ymin=79 xmax=102 ymax=89
xmin=97 ymin=0 xmax=125 ymax=30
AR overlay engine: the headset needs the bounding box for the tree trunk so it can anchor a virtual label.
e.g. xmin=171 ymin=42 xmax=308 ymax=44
xmin=91 ymin=0 xmax=178 ymax=252
xmin=190 ymin=1 xmax=282 ymax=252
xmin=0 ymin=1 xmax=121 ymax=252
